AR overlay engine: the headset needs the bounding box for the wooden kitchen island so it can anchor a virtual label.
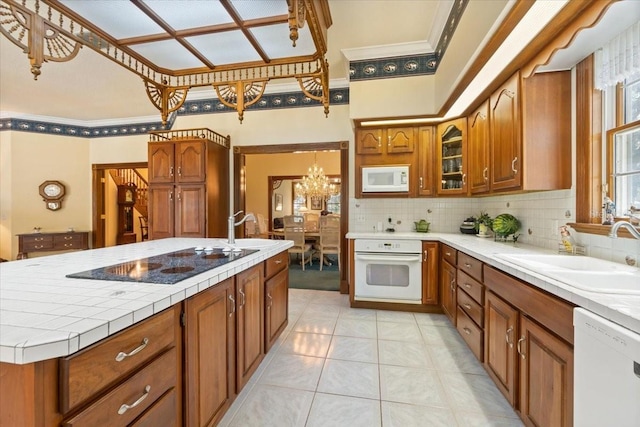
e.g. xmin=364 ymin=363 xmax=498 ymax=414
xmin=0 ymin=238 xmax=292 ymax=427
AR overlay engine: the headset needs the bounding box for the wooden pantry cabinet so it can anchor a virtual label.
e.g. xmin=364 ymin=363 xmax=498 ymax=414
xmin=484 ymin=265 xmax=574 ymax=427
xmin=487 ymin=71 xmax=571 ymax=193
xmin=147 ymin=129 xmax=229 ymax=240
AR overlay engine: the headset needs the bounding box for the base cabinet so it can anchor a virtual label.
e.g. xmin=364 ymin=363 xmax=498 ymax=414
xmin=265 ymin=267 xmax=289 ymax=352
xmin=184 ymin=278 xmax=236 ymax=427
xmin=236 ymin=264 xmax=265 ymax=392
xmin=440 ymin=244 xmax=457 ymax=325
xmin=484 ymin=266 xmax=574 ymax=427
xmin=421 ymin=242 xmax=439 ymax=305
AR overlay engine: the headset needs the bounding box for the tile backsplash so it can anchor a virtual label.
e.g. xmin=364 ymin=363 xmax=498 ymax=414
xmin=350 ymin=189 xmax=640 ymax=265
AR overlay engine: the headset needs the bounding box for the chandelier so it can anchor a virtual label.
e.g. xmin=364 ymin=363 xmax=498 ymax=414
xmin=295 ymin=154 xmax=338 ymax=199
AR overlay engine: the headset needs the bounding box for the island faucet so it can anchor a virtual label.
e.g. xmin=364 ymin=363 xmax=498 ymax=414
xmin=228 ymin=210 xmax=256 ymax=244
xmin=609 ymin=220 xmax=640 ymax=239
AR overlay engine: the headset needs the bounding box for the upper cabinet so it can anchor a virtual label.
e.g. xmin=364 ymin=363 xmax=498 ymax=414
xmin=468 ymin=101 xmax=491 ymax=195
xmin=490 ymin=73 xmax=521 ymax=191
xmin=355 ymin=126 xmax=418 ymax=197
xmin=487 ymin=71 xmax=571 ymax=193
xmin=149 ymin=140 xmax=207 ymax=184
xmin=437 ymin=118 xmax=468 ymax=196
xmin=417 ymin=126 xmax=436 ymax=197
xmin=356 ymin=127 xmax=416 ymax=156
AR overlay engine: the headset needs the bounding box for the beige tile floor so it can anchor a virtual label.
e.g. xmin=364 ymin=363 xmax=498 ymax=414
xmin=219 ymin=289 xmax=524 ymax=427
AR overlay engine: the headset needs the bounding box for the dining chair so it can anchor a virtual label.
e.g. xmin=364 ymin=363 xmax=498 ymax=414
xmin=139 ymin=216 xmax=149 ymax=241
xmin=283 ymin=215 xmax=313 ymax=270
xmin=256 ymin=213 xmax=269 ymax=237
xmin=304 ymin=212 xmax=320 ymax=232
xmin=318 ymin=215 xmax=340 ymax=271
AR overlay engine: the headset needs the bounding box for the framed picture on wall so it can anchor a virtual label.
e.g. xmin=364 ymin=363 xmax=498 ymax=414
xmin=274 ymin=193 xmax=283 ymax=211
xmin=309 ymin=196 xmax=323 ymax=210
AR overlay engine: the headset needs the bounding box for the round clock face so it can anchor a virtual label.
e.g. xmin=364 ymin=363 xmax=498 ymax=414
xmin=44 ymin=183 xmax=62 ymax=198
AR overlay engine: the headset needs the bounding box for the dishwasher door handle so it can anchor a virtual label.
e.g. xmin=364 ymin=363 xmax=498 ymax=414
xmin=355 ymin=254 xmax=421 ymax=263
xmin=635 ymin=361 xmax=640 ymax=379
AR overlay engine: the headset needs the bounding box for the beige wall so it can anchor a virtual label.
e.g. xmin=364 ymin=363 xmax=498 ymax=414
xmin=0 ymin=131 xmax=92 ymax=259
xmin=245 ymin=152 xmax=340 ymax=225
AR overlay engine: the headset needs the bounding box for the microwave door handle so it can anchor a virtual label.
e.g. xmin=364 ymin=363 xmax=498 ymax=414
xmin=356 ymin=254 xmax=421 ymax=263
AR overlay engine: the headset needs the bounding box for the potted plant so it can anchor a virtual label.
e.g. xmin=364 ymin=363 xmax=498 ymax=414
xmin=475 ymin=211 xmax=493 ymax=237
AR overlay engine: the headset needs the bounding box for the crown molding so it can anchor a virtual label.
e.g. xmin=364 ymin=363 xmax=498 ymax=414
xmin=0 ymin=111 xmax=161 ymax=128
xmin=341 ymin=40 xmax=434 ymax=62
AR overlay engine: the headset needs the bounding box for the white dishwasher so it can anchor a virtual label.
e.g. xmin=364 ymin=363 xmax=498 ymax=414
xmin=574 ymin=308 xmax=640 ymax=427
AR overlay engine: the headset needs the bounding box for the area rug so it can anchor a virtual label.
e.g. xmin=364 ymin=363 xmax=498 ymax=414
xmin=288 ymin=254 xmax=340 ymax=291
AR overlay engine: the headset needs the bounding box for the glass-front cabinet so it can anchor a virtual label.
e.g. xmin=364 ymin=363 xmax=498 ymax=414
xmin=437 ymin=118 xmax=467 ymax=195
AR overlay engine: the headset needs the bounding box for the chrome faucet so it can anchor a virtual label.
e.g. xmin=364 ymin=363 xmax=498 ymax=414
xmin=609 ymin=220 xmax=640 ymax=239
xmin=228 ymin=210 xmax=256 ymax=244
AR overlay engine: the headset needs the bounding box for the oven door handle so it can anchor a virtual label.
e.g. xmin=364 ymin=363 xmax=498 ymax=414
xmin=355 ymin=254 xmax=421 ymax=263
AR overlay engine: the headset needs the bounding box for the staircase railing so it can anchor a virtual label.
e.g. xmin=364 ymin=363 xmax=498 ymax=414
xmin=109 ymin=168 xmax=148 ymax=218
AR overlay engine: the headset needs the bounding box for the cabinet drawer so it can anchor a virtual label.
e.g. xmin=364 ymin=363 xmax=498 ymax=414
xmin=441 ymin=244 xmax=457 ymax=266
xmin=62 ymin=348 xmax=177 ymax=427
xmin=456 ymin=269 xmax=484 ymax=304
xmin=265 ymin=251 xmax=288 ymax=279
xmin=457 ymin=252 xmax=482 ymax=281
xmin=53 ymin=233 xmax=86 ymax=250
xmin=21 ymin=235 xmax=54 ymax=251
xmin=130 ymin=388 xmax=178 ymax=427
xmin=60 ymin=307 xmax=178 ymax=413
xmin=456 ymin=306 xmax=483 ymax=362
xmin=457 ymin=287 xmax=483 ymax=327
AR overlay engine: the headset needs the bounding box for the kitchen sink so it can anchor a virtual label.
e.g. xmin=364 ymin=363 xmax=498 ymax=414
xmin=495 ymin=253 xmax=638 ymax=273
xmin=495 ymin=253 xmax=640 ymax=294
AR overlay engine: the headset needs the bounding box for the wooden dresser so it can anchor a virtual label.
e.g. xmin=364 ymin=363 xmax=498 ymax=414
xmin=16 ymin=231 xmax=89 ymax=259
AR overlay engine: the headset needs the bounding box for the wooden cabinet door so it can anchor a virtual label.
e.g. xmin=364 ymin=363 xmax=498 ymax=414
xmin=490 ymin=72 xmax=521 ymax=191
xmin=176 ymin=141 xmax=206 ymax=183
xmin=175 ymin=184 xmax=206 ymax=238
xmin=386 ymin=127 xmax=415 ymax=153
xmin=421 ymin=242 xmax=439 ymax=305
xmin=184 ymin=278 xmax=236 ymax=427
xmin=355 ymin=128 xmax=383 ymax=155
xmin=236 ymin=264 xmax=264 ymax=392
xmin=440 ymin=259 xmax=457 ymax=325
xmin=484 ymin=291 xmax=519 ymax=406
xmin=265 ymin=268 xmax=288 ymax=352
xmin=436 ymin=118 xmax=468 ymax=195
xmin=148 ymin=184 xmax=175 ymax=240
xmin=518 ymin=315 xmax=573 ymax=427
xmin=468 ymin=100 xmax=491 ymax=194
xmin=417 ymin=126 xmax=436 ymax=196
xmin=148 ymin=142 xmax=175 ymax=184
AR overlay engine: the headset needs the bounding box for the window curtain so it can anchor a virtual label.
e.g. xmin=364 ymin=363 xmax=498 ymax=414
xmin=594 ymin=21 xmax=640 ymax=89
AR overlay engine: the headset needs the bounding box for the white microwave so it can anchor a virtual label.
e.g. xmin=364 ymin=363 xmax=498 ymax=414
xmin=361 ymin=165 xmax=410 ymax=193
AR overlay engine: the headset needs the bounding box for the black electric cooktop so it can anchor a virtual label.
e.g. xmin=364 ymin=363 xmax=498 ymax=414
xmin=66 ymin=247 xmax=259 ymax=285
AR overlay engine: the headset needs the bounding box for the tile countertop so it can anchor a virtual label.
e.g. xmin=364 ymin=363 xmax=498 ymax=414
xmin=347 ymin=231 xmax=640 ymax=336
xmin=0 ymin=238 xmax=293 ymax=365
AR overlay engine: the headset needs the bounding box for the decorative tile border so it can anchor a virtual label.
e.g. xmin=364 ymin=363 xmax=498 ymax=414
xmin=0 ymin=88 xmax=349 ymax=138
xmin=0 ymin=116 xmax=172 ymax=138
xmin=349 ymin=0 xmax=468 ymax=81
xmin=178 ymin=88 xmax=349 ymax=117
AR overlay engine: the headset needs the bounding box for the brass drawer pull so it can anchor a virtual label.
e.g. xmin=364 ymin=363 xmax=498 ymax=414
xmin=505 ymin=327 xmax=514 ymax=348
xmin=463 ymin=283 xmax=472 ymax=289
xmin=35 ymin=245 xmax=44 ymax=249
xmin=239 ymin=288 xmax=246 ymax=307
xmin=464 ymin=262 xmax=472 ymax=268
xmin=118 ymin=385 xmax=150 ymax=415
xmin=115 ymin=338 xmax=149 ymax=362
xmin=463 ymin=327 xmax=471 ymax=335
xmin=35 ymin=237 xmax=44 ymax=242
xmin=267 ymin=294 xmax=273 ymax=309
xmin=274 ymin=259 xmax=282 ymax=264
xmin=517 ymin=336 xmax=526 ymax=359
xmin=64 ymin=243 xmax=74 ymax=248
xmin=64 ymin=236 xmax=73 ymax=240
xmin=445 ymin=251 xmax=451 ymax=256
xmin=462 ymin=303 xmax=472 ymax=310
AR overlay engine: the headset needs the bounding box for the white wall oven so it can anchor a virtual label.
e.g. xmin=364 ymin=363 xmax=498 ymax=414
xmin=354 ymin=239 xmax=422 ymax=304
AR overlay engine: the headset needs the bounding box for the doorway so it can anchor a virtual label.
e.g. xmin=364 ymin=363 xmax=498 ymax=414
xmin=91 ymin=162 xmax=148 ymax=248
xmin=233 ymin=141 xmax=349 ymax=293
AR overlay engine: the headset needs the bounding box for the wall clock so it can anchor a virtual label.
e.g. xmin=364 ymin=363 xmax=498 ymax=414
xmin=39 ymin=180 xmax=66 ymax=211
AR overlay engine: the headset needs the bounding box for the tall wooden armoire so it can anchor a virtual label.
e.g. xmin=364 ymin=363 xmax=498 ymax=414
xmin=147 ymin=128 xmax=230 ymax=240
